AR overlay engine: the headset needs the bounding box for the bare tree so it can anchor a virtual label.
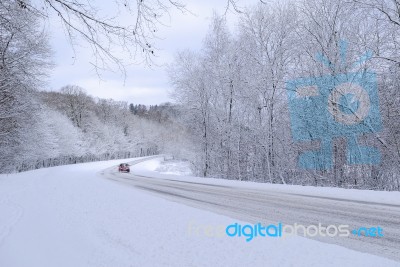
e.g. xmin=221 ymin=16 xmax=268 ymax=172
xmin=239 ymin=2 xmax=297 ymax=182
xmin=352 ymin=0 xmax=400 ymax=65
xmin=21 ymin=0 xmax=268 ymax=76
xmin=60 ymin=85 xmax=93 ymax=129
xmin=12 ymin=0 xmax=186 ymax=76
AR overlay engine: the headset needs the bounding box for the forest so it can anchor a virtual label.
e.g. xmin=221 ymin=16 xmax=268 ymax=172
xmin=1 ymin=0 xmax=399 ymax=190
xmin=168 ymin=1 xmax=400 ymax=190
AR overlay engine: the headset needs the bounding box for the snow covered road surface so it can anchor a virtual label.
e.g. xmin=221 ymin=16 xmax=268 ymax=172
xmin=0 ymin=156 xmax=399 ymax=267
xmin=105 ymin=157 xmax=400 ymax=263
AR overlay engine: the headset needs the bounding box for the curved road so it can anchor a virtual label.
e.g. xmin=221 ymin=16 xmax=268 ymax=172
xmin=101 ymin=159 xmax=400 ymax=262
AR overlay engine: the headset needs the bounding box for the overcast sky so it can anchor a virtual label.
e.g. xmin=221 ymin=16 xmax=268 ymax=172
xmin=46 ymin=0 xmax=259 ymax=105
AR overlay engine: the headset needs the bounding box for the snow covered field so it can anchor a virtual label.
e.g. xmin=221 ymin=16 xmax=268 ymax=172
xmin=0 ymin=157 xmax=399 ymax=267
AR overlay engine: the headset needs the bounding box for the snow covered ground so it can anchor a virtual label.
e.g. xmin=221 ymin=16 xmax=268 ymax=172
xmin=138 ymin=157 xmax=193 ymax=176
xmin=0 ymin=157 xmax=399 ymax=267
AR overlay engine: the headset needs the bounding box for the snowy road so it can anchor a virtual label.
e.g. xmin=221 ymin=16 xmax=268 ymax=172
xmin=104 ymin=161 xmax=400 ymax=263
xmin=1 ymin=157 xmax=399 ymax=266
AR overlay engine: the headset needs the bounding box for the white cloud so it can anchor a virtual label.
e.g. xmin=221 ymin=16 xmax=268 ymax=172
xmin=76 ymin=78 xmax=171 ymax=106
xmin=46 ymin=0 xmax=260 ymax=105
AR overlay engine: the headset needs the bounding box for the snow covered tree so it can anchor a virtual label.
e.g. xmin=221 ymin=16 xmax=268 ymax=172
xmin=0 ymin=0 xmax=51 ymax=172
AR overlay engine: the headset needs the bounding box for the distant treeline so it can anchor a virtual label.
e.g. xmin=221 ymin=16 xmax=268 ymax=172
xmin=1 ymin=84 xmax=186 ymax=173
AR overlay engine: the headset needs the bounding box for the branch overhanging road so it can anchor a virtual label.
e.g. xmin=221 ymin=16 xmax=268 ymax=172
xmin=101 ymin=159 xmax=400 ymax=262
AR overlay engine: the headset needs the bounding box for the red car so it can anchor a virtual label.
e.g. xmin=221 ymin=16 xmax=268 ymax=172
xmin=118 ymin=163 xmax=130 ymax=173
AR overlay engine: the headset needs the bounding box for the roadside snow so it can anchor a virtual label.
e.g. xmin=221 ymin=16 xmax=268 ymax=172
xmin=141 ymin=157 xmax=193 ymax=176
xmin=132 ymin=157 xmax=400 ymax=206
xmin=0 ymin=157 xmax=398 ymax=267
